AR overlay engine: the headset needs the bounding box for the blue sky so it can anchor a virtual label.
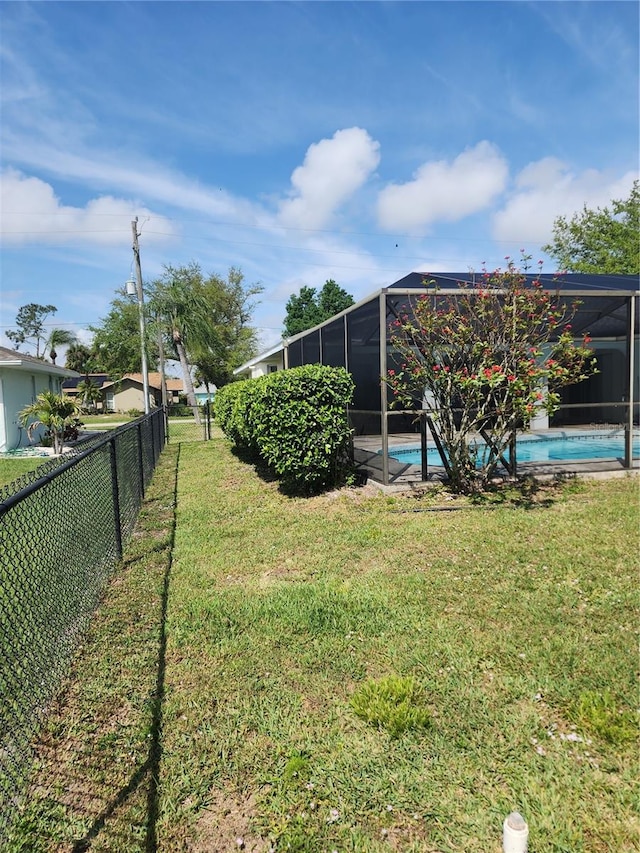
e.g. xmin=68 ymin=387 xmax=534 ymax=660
xmin=1 ymin=0 xmax=638 ymax=362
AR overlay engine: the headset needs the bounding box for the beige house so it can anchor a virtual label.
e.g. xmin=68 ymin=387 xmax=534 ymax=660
xmin=102 ymin=373 xmax=183 ymax=413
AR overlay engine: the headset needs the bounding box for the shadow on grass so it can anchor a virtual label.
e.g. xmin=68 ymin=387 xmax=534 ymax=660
xmin=467 ymin=474 xmax=579 ymax=510
xmin=71 ymin=445 xmax=180 ymax=853
xmin=396 ymin=474 xmax=581 ymax=512
xmin=230 ymin=444 xmax=359 ymax=497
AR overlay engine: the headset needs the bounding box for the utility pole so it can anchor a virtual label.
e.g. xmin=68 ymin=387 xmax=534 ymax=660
xmin=157 ymin=315 xmax=168 ymax=409
xmin=131 ymin=218 xmax=151 ymax=415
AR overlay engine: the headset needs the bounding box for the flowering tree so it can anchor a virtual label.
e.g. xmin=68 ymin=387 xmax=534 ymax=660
xmin=386 ymin=260 xmax=597 ymax=494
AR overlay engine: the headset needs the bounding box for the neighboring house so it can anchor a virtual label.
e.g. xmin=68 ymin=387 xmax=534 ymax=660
xmin=233 ymin=342 xmax=285 ymax=380
xmin=193 ymin=384 xmax=217 ymax=406
xmin=164 ymin=376 xmax=184 ymax=406
xmin=0 ymin=346 xmax=78 ymax=452
xmin=100 ymin=372 xmax=183 ymax=413
xmin=62 ymin=373 xmax=111 ymax=410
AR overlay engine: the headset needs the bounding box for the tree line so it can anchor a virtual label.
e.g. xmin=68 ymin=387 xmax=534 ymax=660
xmin=6 ymin=265 xmax=263 ymax=403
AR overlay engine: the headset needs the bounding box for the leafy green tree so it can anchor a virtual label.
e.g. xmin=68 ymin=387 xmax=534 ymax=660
xmin=191 ymin=266 xmax=262 ymax=389
xmin=149 ymin=264 xmax=213 ymax=422
xmin=543 ymin=181 xmax=640 ymax=274
xmin=44 ymin=328 xmax=77 ymax=364
xmin=65 ymin=342 xmax=96 ymax=374
xmin=7 ymin=303 xmax=57 ymax=357
xmin=386 ymin=260 xmax=597 ymax=494
xmin=318 ymin=279 xmax=355 ymax=317
xmin=19 ymin=391 xmax=81 ymax=455
xmin=89 ymin=290 xmax=158 ymax=377
xmin=149 ymin=264 xmax=262 ymax=415
xmin=283 ymin=280 xmax=354 ymax=337
xmin=283 ymin=286 xmax=323 ymax=337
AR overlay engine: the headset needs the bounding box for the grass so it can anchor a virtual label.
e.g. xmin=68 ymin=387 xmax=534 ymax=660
xmin=0 ymin=457 xmax=50 ymax=488
xmin=6 ymin=432 xmax=639 ymax=852
xmin=80 ymin=414 xmax=136 ymax=425
xmin=80 ymin=414 xmax=204 ymax=445
xmin=350 ymin=676 xmax=432 ymax=738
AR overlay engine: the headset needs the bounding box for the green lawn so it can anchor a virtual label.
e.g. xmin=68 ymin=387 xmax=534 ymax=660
xmin=0 ymin=457 xmax=50 ymax=489
xmin=80 ymin=414 xmax=136 ymax=425
xmin=7 ymin=435 xmax=639 ymax=852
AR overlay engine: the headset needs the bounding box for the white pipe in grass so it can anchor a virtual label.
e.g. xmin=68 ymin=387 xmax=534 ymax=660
xmin=503 ymin=811 xmax=528 ymax=853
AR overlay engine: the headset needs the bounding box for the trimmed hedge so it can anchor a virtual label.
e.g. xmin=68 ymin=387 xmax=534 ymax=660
xmin=212 ymin=378 xmax=264 ymax=452
xmin=213 ymin=365 xmax=355 ymax=491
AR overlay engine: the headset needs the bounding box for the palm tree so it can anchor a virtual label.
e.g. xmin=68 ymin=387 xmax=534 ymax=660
xmin=19 ymin=391 xmax=80 ymax=454
xmin=77 ymin=378 xmax=102 ymax=412
xmin=149 ymin=264 xmax=212 ymax=425
xmin=65 ymin=342 xmax=95 ymax=373
xmin=45 ymin=328 xmax=77 ymax=364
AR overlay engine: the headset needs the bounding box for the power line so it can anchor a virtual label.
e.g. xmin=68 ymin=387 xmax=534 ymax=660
xmin=0 ymin=231 xmax=546 ymax=272
xmin=0 ymin=211 xmax=549 ymax=245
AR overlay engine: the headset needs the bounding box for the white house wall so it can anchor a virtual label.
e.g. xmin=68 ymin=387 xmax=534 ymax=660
xmin=0 ymin=367 xmax=64 ymax=452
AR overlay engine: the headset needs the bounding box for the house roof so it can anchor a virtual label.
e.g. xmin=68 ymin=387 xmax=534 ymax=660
xmin=62 ymin=373 xmax=111 ymax=390
xmin=0 ymin=346 xmax=78 ymax=378
xmin=101 ymin=372 xmax=183 ymax=391
xmin=233 ymin=341 xmax=286 ymax=376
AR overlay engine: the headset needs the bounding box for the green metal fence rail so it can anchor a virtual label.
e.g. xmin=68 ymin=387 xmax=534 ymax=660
xmin=0 ymin=408 xmax=167 ymax=840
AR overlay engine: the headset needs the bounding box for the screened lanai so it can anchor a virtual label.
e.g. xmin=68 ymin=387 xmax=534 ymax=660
xmin=281 ymin=271 xmax=639 ymax=484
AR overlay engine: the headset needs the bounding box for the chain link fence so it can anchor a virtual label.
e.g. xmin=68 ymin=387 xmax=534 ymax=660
xmin=0 ymin=408 xmax=168 ymax=841
xmin=166 ymin=401 xmax=212 ymax=443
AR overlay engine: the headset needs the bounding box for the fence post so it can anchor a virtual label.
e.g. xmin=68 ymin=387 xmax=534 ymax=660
xmin=420 ymin=412 xmax=428 ymax=481
xmin=108 ymin=436 xmax=123 ymax=560
xmin=136 ymin=421 xmax=145 ymax=498
xmin=149 ymin=410 xmax=156 ymax=465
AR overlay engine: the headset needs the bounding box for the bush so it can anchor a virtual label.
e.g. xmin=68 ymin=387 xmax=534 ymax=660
xmin=167 ymin=403 xmax=193 ymax=418
xmin=214 ymin=366 xmax=355 ymax=492
xmin=61 ymin=417 xmax=84 ymax=443
xmin=213 ymin=379 xmax=265 ymax=452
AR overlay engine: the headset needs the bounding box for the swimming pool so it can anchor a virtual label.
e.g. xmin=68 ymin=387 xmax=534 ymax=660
xmin=385 ymin=431 xmax=640 ymax=468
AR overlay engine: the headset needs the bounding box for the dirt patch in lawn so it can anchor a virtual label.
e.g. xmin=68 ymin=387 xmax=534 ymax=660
xmin=190 ymin=787 xmax=270 ymax=852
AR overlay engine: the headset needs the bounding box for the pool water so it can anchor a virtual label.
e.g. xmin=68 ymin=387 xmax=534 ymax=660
xmin=386 ymin=432 xmax=640 ymax=468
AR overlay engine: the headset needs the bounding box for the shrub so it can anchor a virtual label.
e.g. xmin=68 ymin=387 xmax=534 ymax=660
xmin=61 ymin=417 xmax=84 ymax=443
xmin=214 ymin=366 xmax=355 ymax=491
xmin=167 ymin=403 xmax=192 ymax=418
xmin=213 ymin=379 xmax=265 ymax=452
xmin=250 ymin=365 xmax=354 ymax=491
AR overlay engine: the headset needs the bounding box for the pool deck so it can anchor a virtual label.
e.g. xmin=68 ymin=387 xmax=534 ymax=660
xmin=352 ymin=428 xmax=640 ymax=491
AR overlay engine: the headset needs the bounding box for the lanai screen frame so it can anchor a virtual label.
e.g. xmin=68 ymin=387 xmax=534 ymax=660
xmin=283 ymin=273 xmax=639 ymax=484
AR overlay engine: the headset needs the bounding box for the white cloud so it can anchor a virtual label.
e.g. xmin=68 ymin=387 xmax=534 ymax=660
xmin=492 ymin=159 xmax=638 ymax=244
xmin=278 ymin=127 xmax=380 ymax=229
xmin=0 ymin=134 xmax=267 ymax=228
xmin=0 ymin=167 xmax=178 ymax=246
xmin=377 ymin=141 xmax=509 ymax=232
